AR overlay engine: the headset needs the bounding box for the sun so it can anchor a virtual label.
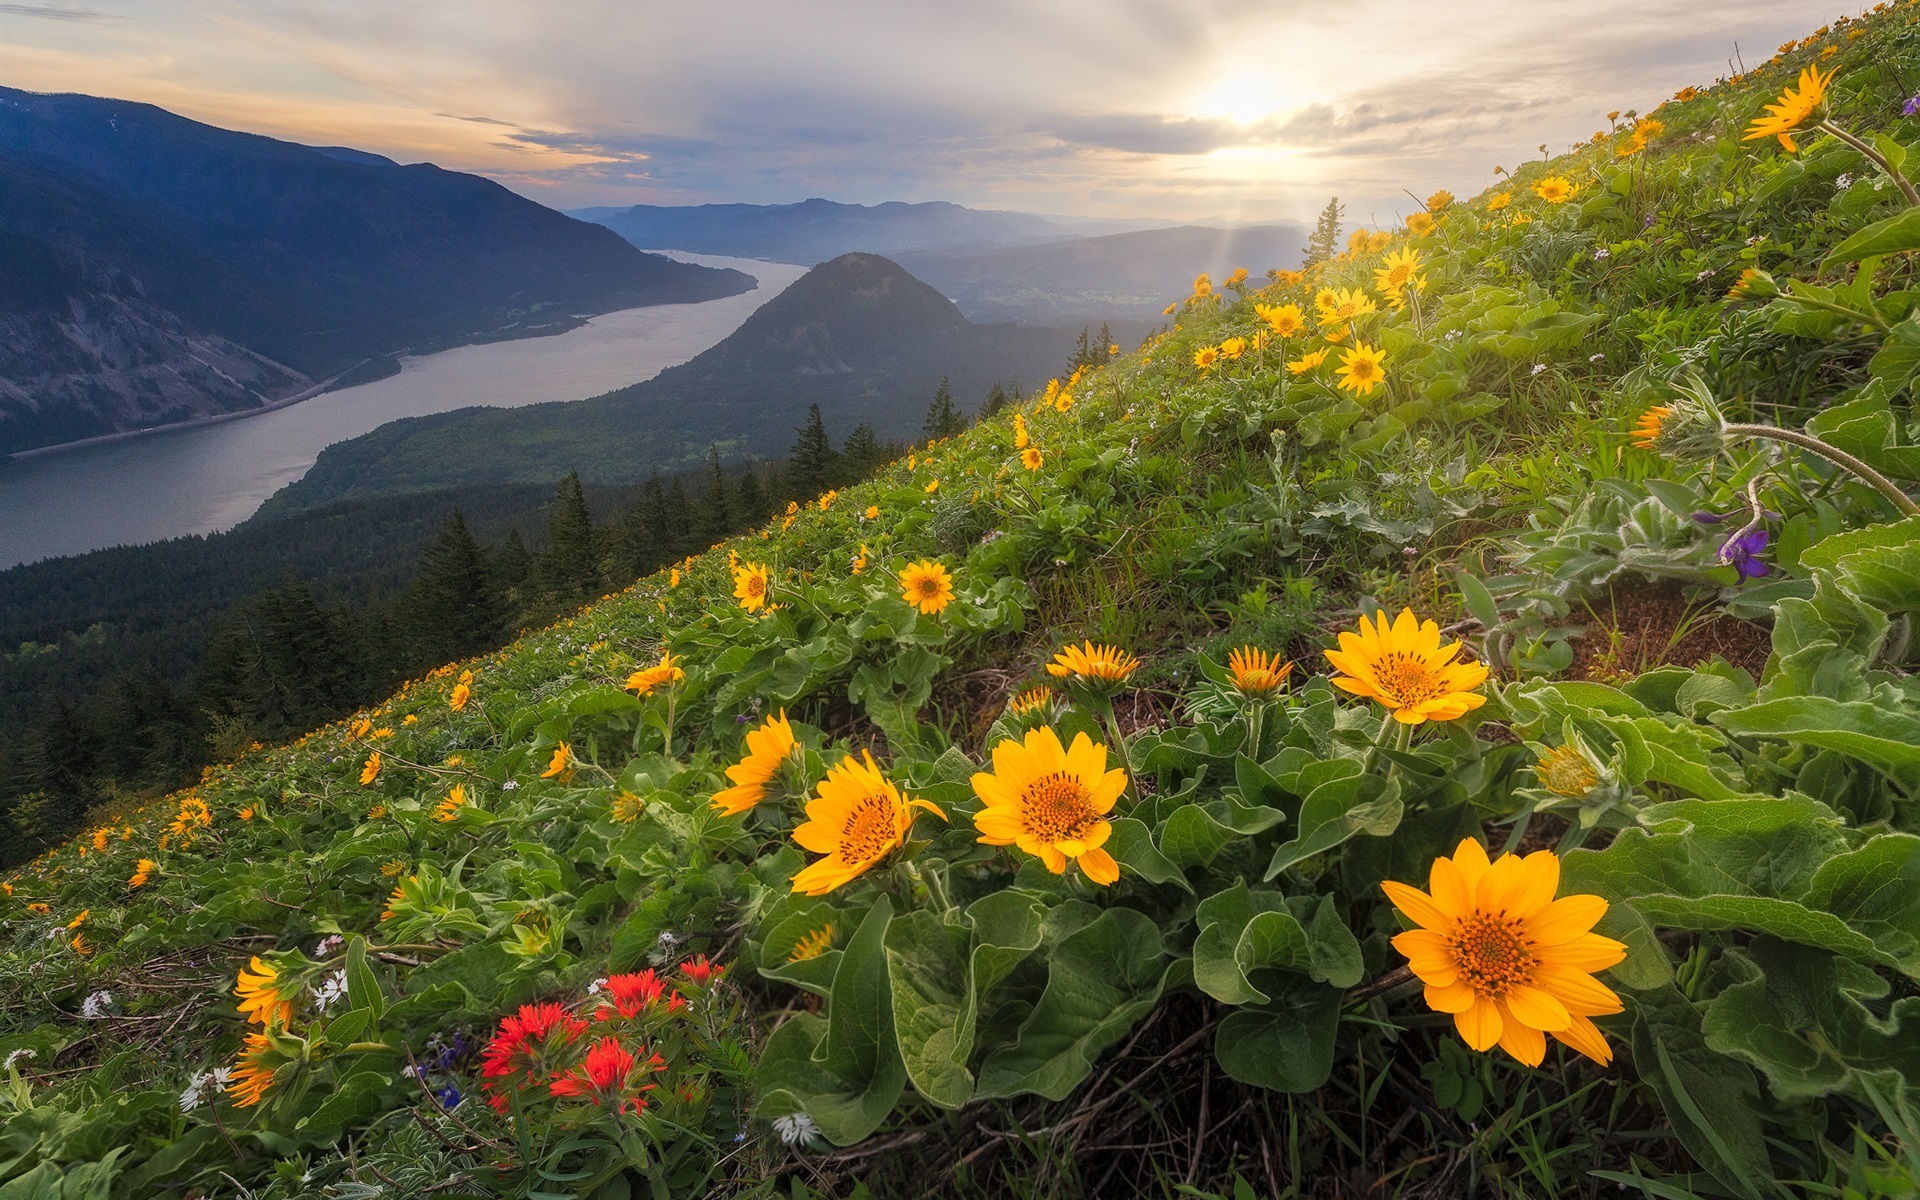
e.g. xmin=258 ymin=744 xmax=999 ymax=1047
xmin=1193 ymin=75 xmax=1295 ymax=126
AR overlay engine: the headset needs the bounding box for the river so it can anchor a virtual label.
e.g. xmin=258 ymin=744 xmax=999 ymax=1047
xmin=0 ymin=253 xmax=809 ymax=569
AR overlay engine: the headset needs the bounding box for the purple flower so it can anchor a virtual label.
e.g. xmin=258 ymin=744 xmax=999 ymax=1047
xmin=436 ymin=1086 xmax=462 ymax=1110
xmin=1905 ymin=93 xmax=1920 ymax=117
xmin=1721 ymin=527 xmax=1770 ymax=578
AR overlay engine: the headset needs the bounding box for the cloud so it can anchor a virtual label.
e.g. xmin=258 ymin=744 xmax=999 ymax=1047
xmin=0 ymin=0 xmax=1833 ymax=220
xmin=0 ymin=4 xmax=120 ymax=20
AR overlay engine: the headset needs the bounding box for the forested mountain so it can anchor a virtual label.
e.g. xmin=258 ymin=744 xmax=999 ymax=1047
xmin=253 ymin=253 xmax=1130 ymax=515
xmin=569 ymin=197 xmax=1072 ymax=262
xmin=895 ymin=222 xmax=1309 ymax=322
xmin=0 ymin=86 xmax=755 ymax=455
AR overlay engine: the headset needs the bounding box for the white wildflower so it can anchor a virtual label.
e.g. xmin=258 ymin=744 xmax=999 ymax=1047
xmin=586 ymin=976 xmax=610 ymax=995
xmin=80 ymin=990 xmax=114 ymax=1020
xmin=772 ymin=1111 xmax=822 ymax=1147
xmin=1530 ymin=363 xmax=1547 ymax=376
xmin=313 ymin=969 xmax=349 ymax=1013
xmin=179 ymin=1066 xmax=232 ymax=1113
xmin=1696 ymin=268 xmax=1716 ymax=281
xmin=1593 ymin=247 xmax=1610 ymax=260
xmin=313 ymin=934 xmax=344 ymax=958
xmin=1589 ymin=353 xmax=1605 ymax=362
xmin=3 ymin=1048 xmax=36 ymax=1071
xmin=502 ymin=780 xmax=518 ymax=791
xmin=1836 ymin=172 xmax=1854 ymax=189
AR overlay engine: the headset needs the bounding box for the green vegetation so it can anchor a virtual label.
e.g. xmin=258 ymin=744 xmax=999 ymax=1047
xmin=7 ymin=8 xmax=1920 ymax=1198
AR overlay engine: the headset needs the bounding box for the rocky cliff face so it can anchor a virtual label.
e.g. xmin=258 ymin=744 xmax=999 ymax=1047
xmin=0 ymin=292 xmax=311 ymax=455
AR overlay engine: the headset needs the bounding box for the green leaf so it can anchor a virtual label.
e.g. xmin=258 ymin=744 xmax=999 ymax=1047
xmin=1212 ymin=975 xmax=1343 ymax=1093
xmin=1713 ymin=697 xmax=1920 ymax=794
xmin=1263 ymin=772 xmax=1401 ymax=880
xmin=1194 ymin=886 xmax=1362 ymax=1004
xmin=884 ymin=909 xmax=974 ymax=1109
xmin=757 ymin=897 xmax=907 ymax=1145
xmin=1106 ymin=816 xmax=1193 ymax=892
xmin=975 ymin=907 xmax=1168 ymax=1100
xmin=345 ymin=934 xmax=383 ymax=1022
xmin=1632 ymin=986 xmax=1784 ymax=1199
xmin=1825 ymin=206 xmax=1920 ymax=266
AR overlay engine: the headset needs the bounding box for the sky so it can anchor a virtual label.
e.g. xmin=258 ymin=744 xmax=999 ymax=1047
xmin=0 ymin=0 xmax=1834 ymax=226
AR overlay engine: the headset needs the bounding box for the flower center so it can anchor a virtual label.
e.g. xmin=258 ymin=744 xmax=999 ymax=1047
xmin=1020 ymin=772 xmax=1098 ymax=844
xmin=1373 ymin=651 xmax=1445 ymax=706
xmin=1350 ymin=360 xmax=1379 ymax=383
xmin=746 ymin=575 xmax=766 ymax=598
xmin=1538 ymin=746 xmax=1598 ymax=797
xmin=919 ymin=579 xmax=941 ymax=597
xmin=839 ymin=795 xmax=899 ymax=865
xmin=1448 ymin=911 xmax=1536 ymax=999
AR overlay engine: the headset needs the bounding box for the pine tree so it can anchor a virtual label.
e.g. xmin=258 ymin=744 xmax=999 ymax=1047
xmin=842 ymin=422 xmax=883 ymax=480
xmin=734 ymin=463 xmax=769 ymax=523
xmin=699 ymin=446 xmax=735 ymax=539
xmin=787 ymin=404 xmax=839 ymax=502
xmin=980 ymin=382 xmax=1008 ymax=418
xmin=663 ymin=479 xmax=694 ymax=553
xmin=494 ymin=527 xmax=532 ymax=589
xmin=1302 ymin=196 xmax=1344 ymax=269
xmin=923 ymin=377 xmax=965 ymax=441
xmin=407 ymin=511 xmax=505 ymax=665
xmin=542 ymin=472 xmax=602 ymax=600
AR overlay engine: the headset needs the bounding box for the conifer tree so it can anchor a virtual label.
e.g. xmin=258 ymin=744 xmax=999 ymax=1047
xmin=542 ymin=471 xmax=602 ymax=600
xmin=923 ymin=377 xmax=965 ymax=441
xmin=494 ymin=527 xmax=532 ymax=589
xmin=842 ymin=422 xmax=883 ymax=480
xmin=664 ymin=478 xmax=694 ymax=554
xmin=1302 ymin=196 xmax=1344 ymax=269
xmin=980 ymin=382 xmax=1008 ymax=418
xmin=787 ymin=404 xmax=839 ymax=501
xmin=699 ymin=446 xmax=735 ymax=539
xmin=407 ymin=511 xmax=505 ymax=664
xmin=734 ymin=463 xmax=769 ymax=523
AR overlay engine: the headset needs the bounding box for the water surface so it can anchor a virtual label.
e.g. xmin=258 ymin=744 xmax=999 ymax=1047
xmin=0 ymin=253 xmax=807 ymax=568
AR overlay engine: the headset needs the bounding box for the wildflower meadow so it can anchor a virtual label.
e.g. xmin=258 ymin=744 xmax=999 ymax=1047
xmin=8 ymin=6 xmax=1920 ymax=1198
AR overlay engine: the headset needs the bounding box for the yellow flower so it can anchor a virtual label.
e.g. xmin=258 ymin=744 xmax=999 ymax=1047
xmin=626 ymin=653 xmax=686 ymax=696
xmin=1190 ymin=273 xmax=1213 ymax=298
xmin=733 ymin=562 xmax=772 ymax=612
xmin=787 ymin=923 xmax=836 ymax=962
xmin=380 ymin=858 xmax=406 ymax=877
xmin=790 ymin=751 xmax=947 ymax=895
xmin=712 ymin=711 xmax=797 ymax=815
xmin=1021 ymin=447 xmax=1044 ymax=471
xmin=1630 ymin=405 xmax=1672 ymax=450
xmin=227 ymin=1031 xmax=280 ymax=1108
xmin=612 ymin=790 xmax=646 ymax=822
xmin=1226 ymin=266 xmax=1249 ymax=288
xmin=1227 ymin=646 xmax=1294 ymax=696
xmin=1426 ymin=189 xmax=1455 ymax=212
xmin=238 ymin=805 xmax=256 ymax=821
xmin=359 ymin=752 xmax=381 ymax=786
xmin=1406 ymin=211 xmax=1436 ymax=236
xmin=1532 ymin=176 xmax=1576 ymax=204
xmin=1315 ymin=286 xmax=1378 ymax=325
xmin=382 ymin=878 xmax=412 ymax=921
xmin=1486 ymin=192 xmax=1512 ymax=212
xmin=1535 ymin=745 xmax=1599 ymax=797
xmin=371 ymin=727 xmax=393 ymax=740
xmin=971 ymin=726 xmax=1126 ymax=885
xmin=924 ymin=479 xmax=940 ymax=494
xmin=366 ymin=803 xmax=388 ymax=821
xmin=1373 ymin=247 xmax=1424 ymax=295
xmin=1382 ymin=839 xmax=1627 ymax=1066
xmin=351 ymin=717 xmax=372 ymax=739
xmin=235 ymin=955 xmax=293 ymax=1027
xmin=785 ymin=500 xmax=800 ymax=516
xmin=1287 ymin=348 xmax=1330 ymax=375
xmin=1013 ymin=413 xmax=1029 ymax=449
xmin=1745 ymin=63 xmax=1833 ymax=152
xmin=1192 ymin=346 xmax=1219 ymax=372
xmin=432 ymin=784 xmax=468 ymax=823
xmin=818 ymin=489 xmax=837 ymax=512
xmin=1162 ymin=302 xmax=1178 ymax=315
xmin=403 ymin=713 xmax=418 ymax=725
xmin=864 ymin=505 xmax=880 ymax=520
xmin=129 ymin=859 xmax=156 ymax=888
xmin=70 ymin=933 xmax=91 ymax=956
xmin=899 ymin=560 xmax=956 ymax=616
xmin=1335 ymin=342 xmax=1389 ymax=397
xmin=852 ymin=544 xmax=869 ymax=575
xmin=1045 ymin=641 xmax=1140 ymax=685
xmin=1255 ymin=302 xmax=1306 ymax=338
xmin=67 ymin=908 xmax=88 ymax=930
xmin=1273 ymin=269 xmax=1305 ymax=287
xmin=1325 ymin=609 xmax=1489 ymax=725
xmin=1008 ymin=684 xmax=1055 ymax=716
xmin=450 ymin=682 xmax=471 ymax=711
xmin=541 ymin=745 xmax=575 ymax=781
xmin=1217 ymin=336 xmax=1248 ymax=359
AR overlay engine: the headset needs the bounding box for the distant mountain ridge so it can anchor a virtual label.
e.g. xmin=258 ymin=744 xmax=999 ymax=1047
xmin=569 ymin=198 xmax=1075 ymax=264
xmin=0 ymin=86 xmax=755 ymax=456
xmin=254 ymin=253 xmax=1131 ymax=517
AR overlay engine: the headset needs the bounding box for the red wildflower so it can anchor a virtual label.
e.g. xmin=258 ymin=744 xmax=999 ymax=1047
xmin=680 ymin=955 xmax=725 ymax=985
xmin=597 ymin=970 xmax=666 ymax=1020
xmin=548 ymin=1035 xmax=664 ymax=1114
xmin=479 ymin=1001 xmax=587 ymax=1113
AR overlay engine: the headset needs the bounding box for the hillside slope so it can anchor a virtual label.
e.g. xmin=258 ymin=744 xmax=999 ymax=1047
xmin=572 ymin=197 xmax=1073 ymax=262
xmin=253 ymin=253 xmax=1113 ymax=515
xmin=5 ymin=9 xmax=1920 ymax=1200
xmin=0 ymin=87 xmax=755 ymax=454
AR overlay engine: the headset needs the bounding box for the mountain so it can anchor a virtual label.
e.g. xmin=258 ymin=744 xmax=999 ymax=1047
xmin=252 ymin=254 xmax=1127 ymax=516
xmin=568 ymin=198 xmax=1074 ymax=263
xmin=0 ymin=86 xmax=755 ymax=456
xmin=894 ymin=222 xmax=1310 ymax=323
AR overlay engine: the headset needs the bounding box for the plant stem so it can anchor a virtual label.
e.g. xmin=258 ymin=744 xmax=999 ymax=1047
xmin=1819 ymin=119 xmax=1920 ymax=207
xmin=1721 ymin=423 xmax=1920 ymax=516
